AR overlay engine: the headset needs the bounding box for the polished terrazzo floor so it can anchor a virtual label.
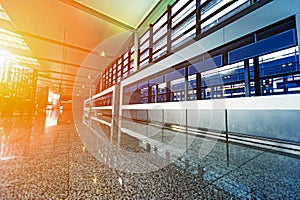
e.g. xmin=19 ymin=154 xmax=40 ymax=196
xmin=1 ymin=111 xmax=300 ymax=199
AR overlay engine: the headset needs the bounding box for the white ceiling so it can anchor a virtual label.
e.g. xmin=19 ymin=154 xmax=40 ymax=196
xmin=75 ymin=0 xmax=160 ymax=28
xmin=0 ymin=0 xmax=161 ymax=100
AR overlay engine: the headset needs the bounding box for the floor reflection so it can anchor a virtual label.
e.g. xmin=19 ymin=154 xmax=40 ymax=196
xmin=0 ymin=113 xmax=299 ymax=199
xmin=81 ymin=115 xmax=300 ymax=199
xmin=46 ymin=109 xmax=59 ymax=127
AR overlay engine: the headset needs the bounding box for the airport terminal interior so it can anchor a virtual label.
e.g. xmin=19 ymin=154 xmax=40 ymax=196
xmin=0 ymin=0 xmax=300 ymax=199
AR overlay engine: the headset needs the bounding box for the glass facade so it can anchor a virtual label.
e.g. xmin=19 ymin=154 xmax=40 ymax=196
xmin=97 ymin=0 xmax=299 ymax=106
xmin=122 ymin=40 xmax=299 ymax=104
xmin=100 ymin=0 xmax=267 ymax=91
xmin=0 ymin=63 xmax=37 ymax=115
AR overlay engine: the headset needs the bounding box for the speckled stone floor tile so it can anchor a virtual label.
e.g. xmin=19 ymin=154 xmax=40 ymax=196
xmin=1 ymin=114 xmax=300 ymax=199
xmin=212 ymin=150 xmax=300 ymax=199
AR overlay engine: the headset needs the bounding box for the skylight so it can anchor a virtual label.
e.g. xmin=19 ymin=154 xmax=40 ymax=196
xmin=0 ymin=4 xmax=12 ymax=22
xmin=0 ymin=28 xmax=30 ymax=51
xmin=0 ymin=49 xmax=40 ymax=66
xmin=0 ymin=3 xmax=39 ymax=67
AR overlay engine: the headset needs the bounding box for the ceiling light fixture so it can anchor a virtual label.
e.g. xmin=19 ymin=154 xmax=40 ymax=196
xmin=99 ymin=50 xmax=106 ymax=57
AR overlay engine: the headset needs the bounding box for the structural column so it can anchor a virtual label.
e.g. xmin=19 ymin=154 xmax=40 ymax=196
xmin=149 ymin=24 xmax=153 ymax=63
xmin=133 ymin=32 xmax=139 ymax=72
xmin=253 ymin=57 xmax=261 ymax=96
xmin=296 ymin=13 xmax=300 ymax=69
xmin=196 ymin=73 xmax=202 ymax=100
xmin=112 ymin=83 xmax=120 ymax=118
xmin=31 ymin=70 xmax=38 ymax=115
xmin=148 ymin=85 xmax=152 ymax=103
xmin=166 ymin=81 xmax=171 ymax=102
xmin=99 ymin=72 xmax=103 ymax=92
xmin=184 ymin=66 xmax=188 ymax=101
xmin=4 ymin=62 xmax=11 ymax=83
xmin=244 ymin=59 xmax=251 ymax=97
xmin=196 ymin=0 xmax=201 ymax=36
xmin=167 ymin=5 xmax=172 ymax=52
xmin=112 ymin=83 xmax=121 ymax=143
xmin=155 ymin=85 xmax=159 ymax=103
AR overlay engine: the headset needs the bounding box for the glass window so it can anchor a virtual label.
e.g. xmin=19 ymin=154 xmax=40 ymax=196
xmin=140 ymin=30 xmax=150 ymax=44
xmin=170 ymin=77 xmax=185 ymax=101
xmin=258 ymin=46 xmax=300 ymax=96
xmin=172 ymin=0 xmax=196 ymax=27
xmin=171 ymin=14 xmax=196 ymax=49
xmin=157 ymin=82 xmax=166 ymax=102
xmin=171 ymin=0 xmax=196 ymax=50
xmin=153 ymin=12 xmax=167 ymax=32
xmin=151 ymin=85 xmax=157 ymax=103
xmin=123 ymin=85 xmax=141 ymax=105
xmin=201 ymin=0 xmax=250 ymax=33
xmin=94 ymin=92 xmax=112 ymax=107
xmin=140 ymin=87 xmax=148 ymax=104
xmin=153 ymin=37 xmax=167 ymax=57
xmin=259 ymin=46 xmax=299 ymax=77
xmin=188 ymin=74 xmax=196 ymax=100
xmin=152 ymin=12 xmax=168 ymax=61
xmin=201 ymin=61 xmax=246 ymax=99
